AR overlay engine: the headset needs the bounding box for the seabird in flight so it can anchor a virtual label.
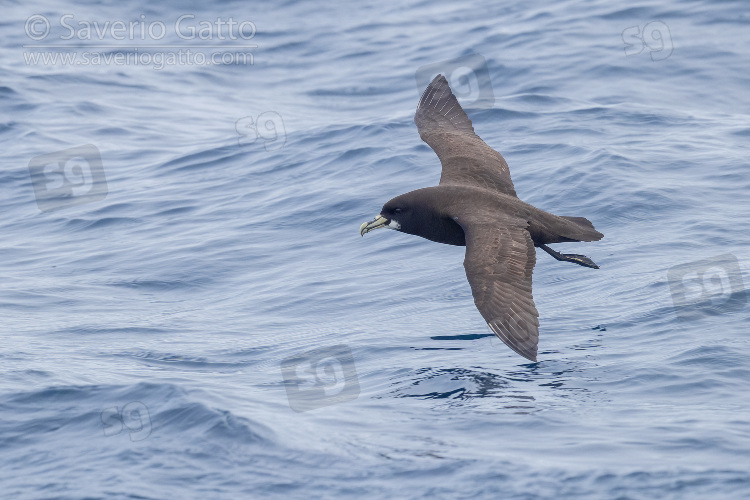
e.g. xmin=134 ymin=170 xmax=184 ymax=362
xmin=360 ymin=74 xmax=603 ymax=362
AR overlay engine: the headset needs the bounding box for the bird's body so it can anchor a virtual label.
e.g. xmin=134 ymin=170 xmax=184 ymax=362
xmin=360 ymin=75 xmax=603 ymax=362
xmin=383 ymin=184 xmax=602 ymax=247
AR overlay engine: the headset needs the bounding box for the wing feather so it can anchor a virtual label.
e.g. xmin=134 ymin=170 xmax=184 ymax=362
xmin=458 ymin=216 xmax=540 ymax=361
xmin=414 ymin=75 xmax=517 ymax=197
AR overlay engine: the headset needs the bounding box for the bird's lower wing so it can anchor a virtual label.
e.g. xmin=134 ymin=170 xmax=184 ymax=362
xmin=458 ymin=217 xmax=540 ymax=361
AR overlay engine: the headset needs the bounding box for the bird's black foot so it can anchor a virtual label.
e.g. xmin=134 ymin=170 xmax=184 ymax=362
xmin=539 ymin=244 xmax=599 ymax=269
xmin=558 ymin=253 xmax=599 ymax=269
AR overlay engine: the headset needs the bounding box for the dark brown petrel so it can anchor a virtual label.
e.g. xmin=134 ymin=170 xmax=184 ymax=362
xmin=360 ymin=74 xmax=603 ymax=362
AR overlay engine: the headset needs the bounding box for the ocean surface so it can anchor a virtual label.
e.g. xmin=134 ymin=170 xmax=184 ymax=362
xmin=2 ymin=0 xmax=750 ymax=498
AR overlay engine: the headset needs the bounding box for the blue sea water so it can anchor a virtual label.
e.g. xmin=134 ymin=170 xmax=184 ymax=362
xmin=2 ymin=0 xmax=750 ymax=498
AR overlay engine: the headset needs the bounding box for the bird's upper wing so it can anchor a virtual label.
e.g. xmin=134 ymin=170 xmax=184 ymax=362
xmin=414 ymin=75 xmax=517 ymax=197
xmin=454 ymin=213 xmax=540 ymax=361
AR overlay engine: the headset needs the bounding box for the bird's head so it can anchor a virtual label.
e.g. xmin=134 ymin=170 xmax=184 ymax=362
xmin=359 ymin=189 xmax=466 ymax=246
xmin=359 ymin=195 xmax=415 ymax=237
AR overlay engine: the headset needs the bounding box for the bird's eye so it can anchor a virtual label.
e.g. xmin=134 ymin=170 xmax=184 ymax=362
xmin=394 ymin=208 xmax=403 ymax=214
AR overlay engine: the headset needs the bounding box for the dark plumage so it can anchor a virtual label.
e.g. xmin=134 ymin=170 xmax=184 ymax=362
xmin=360 ymin=75 xmax=603 ymax=361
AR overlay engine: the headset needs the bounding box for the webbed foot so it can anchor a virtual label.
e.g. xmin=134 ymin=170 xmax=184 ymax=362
xmin=539 ymin=244 xmax=599 ymax=269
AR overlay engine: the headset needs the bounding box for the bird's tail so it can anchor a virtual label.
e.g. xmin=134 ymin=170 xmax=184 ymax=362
xmin=558 ymin=216 xmax=604 ymax=242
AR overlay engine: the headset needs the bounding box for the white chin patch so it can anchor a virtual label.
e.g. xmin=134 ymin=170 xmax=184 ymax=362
xmin=387 ymin=219 xmax=401 ymax=230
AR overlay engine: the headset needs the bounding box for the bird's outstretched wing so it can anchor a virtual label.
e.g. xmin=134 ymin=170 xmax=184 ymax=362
xmin=414 ymin=75 xmax=517 ymax=197
xmin=455 ymin=213 xmax=540 ymax=361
